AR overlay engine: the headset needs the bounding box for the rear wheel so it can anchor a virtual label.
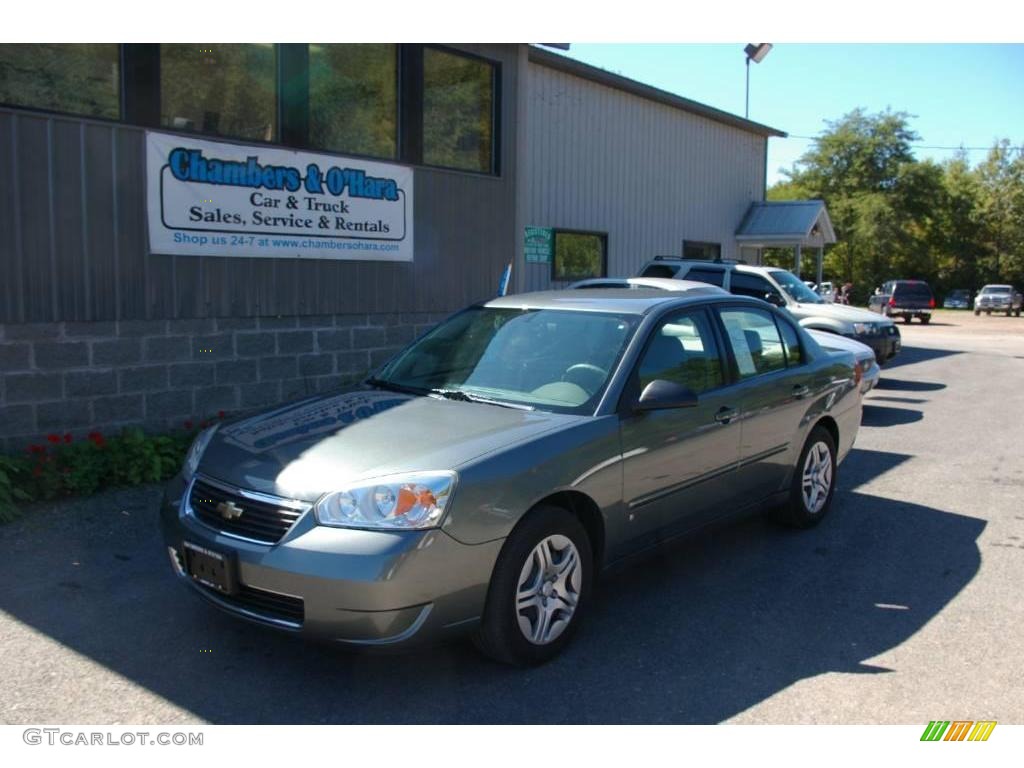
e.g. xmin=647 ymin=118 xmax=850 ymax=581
xmin=974 ymin=310 xmax=981 ymax=316
xmin=473 ymin=505 xmax=592 ymax=666
xmin=920 ymin=315 xmax=931 ymax=325
xmin=769 ymin=426 xmax=837 ymax=529
xmin=903 ymin=315 xmax=912 ymax=324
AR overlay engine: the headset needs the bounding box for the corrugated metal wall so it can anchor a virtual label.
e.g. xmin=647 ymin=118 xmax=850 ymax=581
xmin=522 ymin=61 xmax=767 ymax=292
xmin=0 ymin=44 xmax=518 ymax=324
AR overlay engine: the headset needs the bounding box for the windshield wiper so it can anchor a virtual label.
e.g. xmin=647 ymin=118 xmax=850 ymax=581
xmin=429 ymin=388 xmax=535 ymax=411
xmin=365 ymin=377 xmax=428 ymax=396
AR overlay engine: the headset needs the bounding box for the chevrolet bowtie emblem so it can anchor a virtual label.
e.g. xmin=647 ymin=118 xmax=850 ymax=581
xmin=217 ymin=500 xmax=244 ymax=521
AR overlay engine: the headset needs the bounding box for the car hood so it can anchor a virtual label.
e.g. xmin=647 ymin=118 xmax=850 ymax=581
xmin=196 ymin=388 xmax=584 ymax=501
xmin=792 ymin=302 xmax=893 ymax=326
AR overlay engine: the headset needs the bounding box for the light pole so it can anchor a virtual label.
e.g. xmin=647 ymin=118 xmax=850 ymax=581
xmin=744 ymin=43 xmax=772 ymax=119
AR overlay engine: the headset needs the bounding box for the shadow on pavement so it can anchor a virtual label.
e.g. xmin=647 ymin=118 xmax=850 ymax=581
xmin=0 ymin=445 xmax=983 ymax=724
xmin=874 ymin=378 xmax=945 ymax=393
xmin=862 ymin=405 xmax=924 ymax=427
xmin=883 ymin=346 xmax=961 ymax=371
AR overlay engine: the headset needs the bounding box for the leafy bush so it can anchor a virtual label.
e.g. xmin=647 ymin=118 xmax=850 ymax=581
xmin=1 ymin=413 xmax=226 ymax=522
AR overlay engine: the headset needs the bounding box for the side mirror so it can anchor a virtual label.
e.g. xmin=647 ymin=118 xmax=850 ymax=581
xmin=635 ymin=379 xmax=699 ymax=411
xmin=764 ymin=292 xmax=786 ymax=307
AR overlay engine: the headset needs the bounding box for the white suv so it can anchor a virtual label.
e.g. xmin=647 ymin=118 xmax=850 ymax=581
xmin=637 ymin=258 xmax=901 ymax=363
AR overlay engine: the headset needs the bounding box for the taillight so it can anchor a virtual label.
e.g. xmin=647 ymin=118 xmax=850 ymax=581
xmin=929 ymin=297 xmax=935 ymax=308
xmin=888 ymin=297 xmax=896 ymax=307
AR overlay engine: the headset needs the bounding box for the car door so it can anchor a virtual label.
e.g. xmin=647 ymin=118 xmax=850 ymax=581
xmin=618 ymin=307 xmax=742 ymax=541
xmin=714 ymin=306 xmax=814 ymax=502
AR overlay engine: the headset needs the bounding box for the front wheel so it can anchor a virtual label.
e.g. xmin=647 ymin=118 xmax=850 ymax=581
xmin=974 ymin=310 xmax=981 ymax=316
xmin=920 ymin=315 xmax=931 ymax=324
xmin=769 ymin=426 xmax=838 ymax=529
xmin=903 ymin=315 xmax=912 ymax=324
xmin=473 ymin=505 xmax=592 ymax=666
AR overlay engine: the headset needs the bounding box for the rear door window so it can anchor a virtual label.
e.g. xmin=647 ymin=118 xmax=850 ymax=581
xmin=681 ymin=267 xmax=726 ymax=287
xmin=718 ymin=308 xmax=787 ymax=379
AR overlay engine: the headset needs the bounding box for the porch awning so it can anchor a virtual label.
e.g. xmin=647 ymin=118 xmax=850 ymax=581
xmin=735 ymin=200 xmax=836 ymax=248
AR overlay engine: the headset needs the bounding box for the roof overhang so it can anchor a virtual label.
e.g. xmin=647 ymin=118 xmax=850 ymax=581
xmin=735 ymin=200 xmax=836 ymax=248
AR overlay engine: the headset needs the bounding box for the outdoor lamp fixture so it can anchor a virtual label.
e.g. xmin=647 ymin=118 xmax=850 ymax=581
xmin=744 ymin=43 xmax=773 ymax=118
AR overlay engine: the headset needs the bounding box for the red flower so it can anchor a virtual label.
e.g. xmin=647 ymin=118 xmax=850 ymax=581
xmin=47 ymin=434 xmax=60 ymax=444
xmin=88 ymin=431 xmax=107 ymax=447
xmin=184 ymin=420 xmax=194 ymax=430
xmin=217 ymin=410 xmax=226 ymax=419
xmin=64 ymin=433 xmax=73 ymax=444
xmin=26 ymin=445 xmax=42 ymax=455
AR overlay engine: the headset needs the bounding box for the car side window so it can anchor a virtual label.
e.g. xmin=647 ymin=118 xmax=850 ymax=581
xmin=728 ymin=272 xmax=783 ymax=302
xmin=681 ymin=267 xmax=726 ymax=287
xmin=637 ymin=311 xmax=724 ymax=395
xmin=718 ymin=308 xmax=787 ymax=379
xmin=775 ymin=317 xmax=805 ymax=367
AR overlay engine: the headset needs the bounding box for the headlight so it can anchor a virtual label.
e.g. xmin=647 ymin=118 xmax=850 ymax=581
xmin=315 ymin=471 xmax=457 ymax=530
xmin=182 ymin=425 xmax=218 ymax=481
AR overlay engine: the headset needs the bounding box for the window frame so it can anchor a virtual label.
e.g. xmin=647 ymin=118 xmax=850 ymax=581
xmin=680 ymin=265 xmax=727 ymax=287
xmin=0 ymin=43 xmax=503 ymax=176
xmin=726 ymin=270 xmax=785 ymax=303
xmin=773 ymin=314 xmax=807 ymax=369
xmin=551 ymin=229 xmax=609 ymax=283
xmin=0 ymin=43 xmax=124 ymax=121
xmin=418 ymin=44 xmax=501 ymax=176
xmin=682 ymin=240 xmax=722 ymax=261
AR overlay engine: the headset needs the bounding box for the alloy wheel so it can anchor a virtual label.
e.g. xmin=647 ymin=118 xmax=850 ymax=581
xmin=801 ymin=441 xmax=833 ymax=514
xmin=515 ymin=534 xmax=582 ymax=645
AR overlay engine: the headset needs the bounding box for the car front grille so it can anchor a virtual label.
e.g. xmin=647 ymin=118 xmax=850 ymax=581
xmin=188 ymin=477 xmax=307 ymax=544
xmin=193 ymin=579 xmax=305 ymax=626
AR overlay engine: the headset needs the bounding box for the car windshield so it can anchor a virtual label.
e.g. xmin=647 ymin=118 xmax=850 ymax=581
xmin=982 ymin=286 xmax=1011 ymax=294
xmin=373 ymin=307 xmax=639 ymax=414
xmin=768 ymin=270 xmax=824 ymax=304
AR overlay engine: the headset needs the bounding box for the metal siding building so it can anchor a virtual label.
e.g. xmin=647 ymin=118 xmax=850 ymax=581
xmin=520 ymin=49 xmax=779 ymax=292
xmin=0 ymin=43 xmax=783 ymax=448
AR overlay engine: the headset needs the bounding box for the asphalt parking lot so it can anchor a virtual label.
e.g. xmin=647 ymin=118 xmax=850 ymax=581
xmin=2 ymin=309 xmax=1022 ymax=724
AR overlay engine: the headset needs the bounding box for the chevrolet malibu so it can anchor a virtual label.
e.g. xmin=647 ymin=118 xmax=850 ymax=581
xmin=161 ymin=288 xmax=862 ymax=665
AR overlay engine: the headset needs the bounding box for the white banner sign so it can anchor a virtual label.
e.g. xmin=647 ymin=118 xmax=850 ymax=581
xmin=146 ymin=132 xmax=413 ymax=261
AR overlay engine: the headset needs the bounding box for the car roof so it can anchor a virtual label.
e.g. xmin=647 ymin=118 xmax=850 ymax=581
xmin=641 ymin=258 xmax=785 ymax=276
xmin=484 ymin=288 xmax=727 ymax=315
xmin=568 ymin=277 xmax=730 ymax=297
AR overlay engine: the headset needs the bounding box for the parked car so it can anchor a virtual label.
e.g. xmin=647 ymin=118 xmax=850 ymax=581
xmin=943 ymin=289 xmax=971 ymax=310
xmin=636 ymin=257 xmax=902 ymax=363
xmin=816 ymin=281 xmax=836 ymax=303
xmin=161 ymin=286 xmax=862 ymax=665
xmin=868 ymin=279 xmax=936 ymax=323
xmin=571 ymin=278 xmax=879 ymax=394
xmin=974 ymin=284 xmax=1022 ymax=317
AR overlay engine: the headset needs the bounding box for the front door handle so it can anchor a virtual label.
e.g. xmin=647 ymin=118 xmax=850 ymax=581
xmin=714 ymin=406 xmax=738 ymax=424
xmin=792 ymin=384 xmax=811 ymax=399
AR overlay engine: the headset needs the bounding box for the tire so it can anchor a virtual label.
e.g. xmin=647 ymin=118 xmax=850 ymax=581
xmin=987 ymin=310 xmax=992 ymax=315
xmin=768 ymin=425 xmax=838 ymax=529
xmin=472 ymin=505 xmax=592 ymax=666
xmin=903 ymin=315 xmax=911 ymax=324
xmin=974 ymin=310 xmax=981 ymax=316
xmin=1007 ymin=310 xmax=1013 ymax=317
xmin=920 ymin=315 xmax=931 ymax=325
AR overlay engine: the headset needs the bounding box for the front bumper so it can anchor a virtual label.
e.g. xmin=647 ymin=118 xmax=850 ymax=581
xmin=852 ymin=326 xmax=901 ymax=363
xmin=159 ymin=473 xmax=503 ymax=647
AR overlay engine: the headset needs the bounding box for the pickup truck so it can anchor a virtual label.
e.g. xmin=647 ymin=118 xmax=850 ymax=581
xmin=868 ymin=280 xmax=936 ymax=324
xmin=974 ymin=284 xmax=1023 ymax=316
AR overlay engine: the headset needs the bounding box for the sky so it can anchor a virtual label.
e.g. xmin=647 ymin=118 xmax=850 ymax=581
xmin=560 ymin=44 xmax=1024 ymax=187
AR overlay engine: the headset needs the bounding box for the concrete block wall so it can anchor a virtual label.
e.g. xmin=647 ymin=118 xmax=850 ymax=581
xmin=0 ymin=312 xmax=448 ymax=453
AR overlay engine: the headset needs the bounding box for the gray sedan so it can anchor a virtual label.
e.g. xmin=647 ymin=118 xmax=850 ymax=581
xmin=160 ymin=288 xmax=862 ymax=665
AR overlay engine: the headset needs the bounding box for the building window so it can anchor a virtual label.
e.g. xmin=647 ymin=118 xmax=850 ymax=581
xmin=160 ymin=44 xmax=277 ymax=142
xmin=309 ymin=44 xmax=397 ymax=159
xmin=423 ymin=47 xmax=495 ymax=173
xmin=683 ymin=240 xmax=721 ymax=261
xmin=553 ymin=230 xmax=607 ymax=282
xmin=0 ymin=44 xmax=119 ymax=119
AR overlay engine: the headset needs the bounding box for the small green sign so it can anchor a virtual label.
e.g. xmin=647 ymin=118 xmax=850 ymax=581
xmin=524 ymin=226 xmax=553 ymax=264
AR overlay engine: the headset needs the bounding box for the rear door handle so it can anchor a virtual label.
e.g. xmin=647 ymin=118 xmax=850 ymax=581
xmin=792 ymin=384 xmax=811 ymax=399
xmin=714 ymin=406 xmax=738 ymax=424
